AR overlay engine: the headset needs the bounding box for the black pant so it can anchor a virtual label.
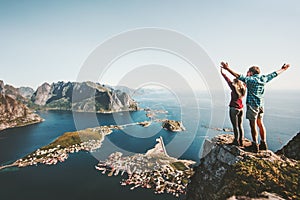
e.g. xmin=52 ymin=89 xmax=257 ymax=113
xmin=229 ymin=107 xmax=244 ymax=142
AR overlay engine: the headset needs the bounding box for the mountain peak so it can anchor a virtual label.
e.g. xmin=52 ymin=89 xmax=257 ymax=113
xmin=31 ymin=81 xmax=138 ymax=112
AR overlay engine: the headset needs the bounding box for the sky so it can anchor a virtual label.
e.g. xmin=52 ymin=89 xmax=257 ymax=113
xmin=0 ymin=0 xmax=300 ymax=91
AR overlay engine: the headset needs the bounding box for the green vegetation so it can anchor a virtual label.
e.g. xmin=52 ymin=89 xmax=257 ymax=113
xmin=26 ymin=101 xmax=43 ymax=110
xmin=27 ymin=98 xmax=71 ymax=111
xmin=222 ymin=158 xmax=300 ymax=199
xmin=41 ymin=128 xmax=102 ymax=150
xmin=170 ymin=162 xmax=188 ymax=171
xmin=95 ymin=102 xmax=109 ymax=112
xmin=46 ymin=99 xmax=71 ymax=110
xmin=22 ymin=128 xmax=104 ymax=160
xmin=15 ymin=117 xmax=40 ymax=126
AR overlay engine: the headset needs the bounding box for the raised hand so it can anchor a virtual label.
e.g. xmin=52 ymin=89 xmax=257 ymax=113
xmin=276 ymin=63 xmax=290 ymax=75
xmin=221 ymin=62 xmax=229 ymax=69
xmin=281 ymin=63 xmax=290 ymax=70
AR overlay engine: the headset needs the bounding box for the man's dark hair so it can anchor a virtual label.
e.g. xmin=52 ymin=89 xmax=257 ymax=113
xmin=249 ymin=66 xmax=260 ymax=75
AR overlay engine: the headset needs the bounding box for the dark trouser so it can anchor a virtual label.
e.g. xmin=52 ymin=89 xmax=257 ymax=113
xmin=229 ymin=107 xmax=244 ymax=143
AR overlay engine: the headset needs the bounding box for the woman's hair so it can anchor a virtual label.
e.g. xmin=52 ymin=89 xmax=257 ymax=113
xmin=232 ymin=79 xmax=246 ymax=98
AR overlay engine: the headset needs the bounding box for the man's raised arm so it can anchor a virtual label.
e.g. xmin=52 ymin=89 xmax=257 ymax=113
xmin=276 ymin=63 xmax=290 ymax=75
xmin=220 ymin=62 xmax=240 ymax=78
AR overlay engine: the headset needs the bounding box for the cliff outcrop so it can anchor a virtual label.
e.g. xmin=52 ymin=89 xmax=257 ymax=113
xmin=31 ymin=81 xmax=138 ymax=112
xmin=186 ymin=134 xmax=299 ymax=200
xmin=276 ymin=132 xmax=300 ymax=161
xmin=0 ymin=81 xmax=43 ymax=131
xmin=31 ymin=82 xmax=52 ymax=106
xmin=18 ymin=87 xmax=35 ymax=99
xmin=0 ymin=81 xmax=34 ymax=103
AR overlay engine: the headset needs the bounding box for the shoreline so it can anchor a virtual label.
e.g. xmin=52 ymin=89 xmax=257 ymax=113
xmin=0 ymin=163 xmax=18 ymax=170
xmin=35 ymin=107 xmax=139 ymax=114
xmin=0 ymin=119 xmax=44 ymax=132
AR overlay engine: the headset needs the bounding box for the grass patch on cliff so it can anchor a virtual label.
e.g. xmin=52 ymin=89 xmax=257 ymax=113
xmin=223 ymin=158 xmax=300 ymax=199
xmin=170 ymin=162 xmax=188 ymax=171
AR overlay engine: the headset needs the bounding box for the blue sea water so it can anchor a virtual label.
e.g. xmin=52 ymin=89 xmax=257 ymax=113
xmin=0 ymin=90 xmax=299 ymax=200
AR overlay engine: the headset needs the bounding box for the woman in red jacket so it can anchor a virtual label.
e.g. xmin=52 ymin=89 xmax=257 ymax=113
xmin=221 ymin=68 xmax=246 ymax=146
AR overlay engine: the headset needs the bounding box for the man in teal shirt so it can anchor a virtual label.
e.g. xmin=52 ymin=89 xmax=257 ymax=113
xmin=221 ymin=62 xmax=290 ymax=152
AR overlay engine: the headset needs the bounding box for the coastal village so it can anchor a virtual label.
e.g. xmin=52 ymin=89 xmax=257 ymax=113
xmin=95 ymin=137 xmax=195 ymax=197
xmin=16 ymin=140 xmax=101 ymax=167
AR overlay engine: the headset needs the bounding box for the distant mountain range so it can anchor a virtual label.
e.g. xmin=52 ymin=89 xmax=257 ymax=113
xmin=31 ymin=81 xmax=138 ymax=112
xmin=0 ymin=80 xmax=138 ymax=131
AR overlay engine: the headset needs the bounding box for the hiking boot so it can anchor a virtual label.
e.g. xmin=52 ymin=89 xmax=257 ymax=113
xmin=251 ymin=142 xmax=259 ymax=153
xmin=239 ymin=139 xmax=244 ymax=147
xmin=229 ymin=139 xmax=240 ymax=146
xmin=259 ymin=141 xmax=268 ymax=150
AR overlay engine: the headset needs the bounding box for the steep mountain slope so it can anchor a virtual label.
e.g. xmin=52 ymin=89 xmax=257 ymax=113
xmin=31 ymin=81 xmax=138 ymax=112
xmin=0 ymin=80 xmax=43 ymax=131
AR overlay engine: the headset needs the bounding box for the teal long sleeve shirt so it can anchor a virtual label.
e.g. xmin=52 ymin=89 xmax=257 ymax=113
xmin=238 ymin=71 xmax=278 ymax=107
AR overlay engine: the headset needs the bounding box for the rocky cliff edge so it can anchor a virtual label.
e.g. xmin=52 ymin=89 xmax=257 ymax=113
xmin=186 ymin=134 xmax=300 ymax=200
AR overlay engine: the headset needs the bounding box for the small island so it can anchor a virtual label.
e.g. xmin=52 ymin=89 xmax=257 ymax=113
xmin=138 ymin=121 xmax=152 ymax=127
xmin=162 ymin=120 xmax=185 ymax=132
xmin=144 ymin=108 xmax=168 ymax=120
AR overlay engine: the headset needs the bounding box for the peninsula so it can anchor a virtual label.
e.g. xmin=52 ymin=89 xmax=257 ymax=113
xmin=0 ymin=126 xmax=112 ymax=170
xmin=95 ymin=136 xmax=195 ymax=197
